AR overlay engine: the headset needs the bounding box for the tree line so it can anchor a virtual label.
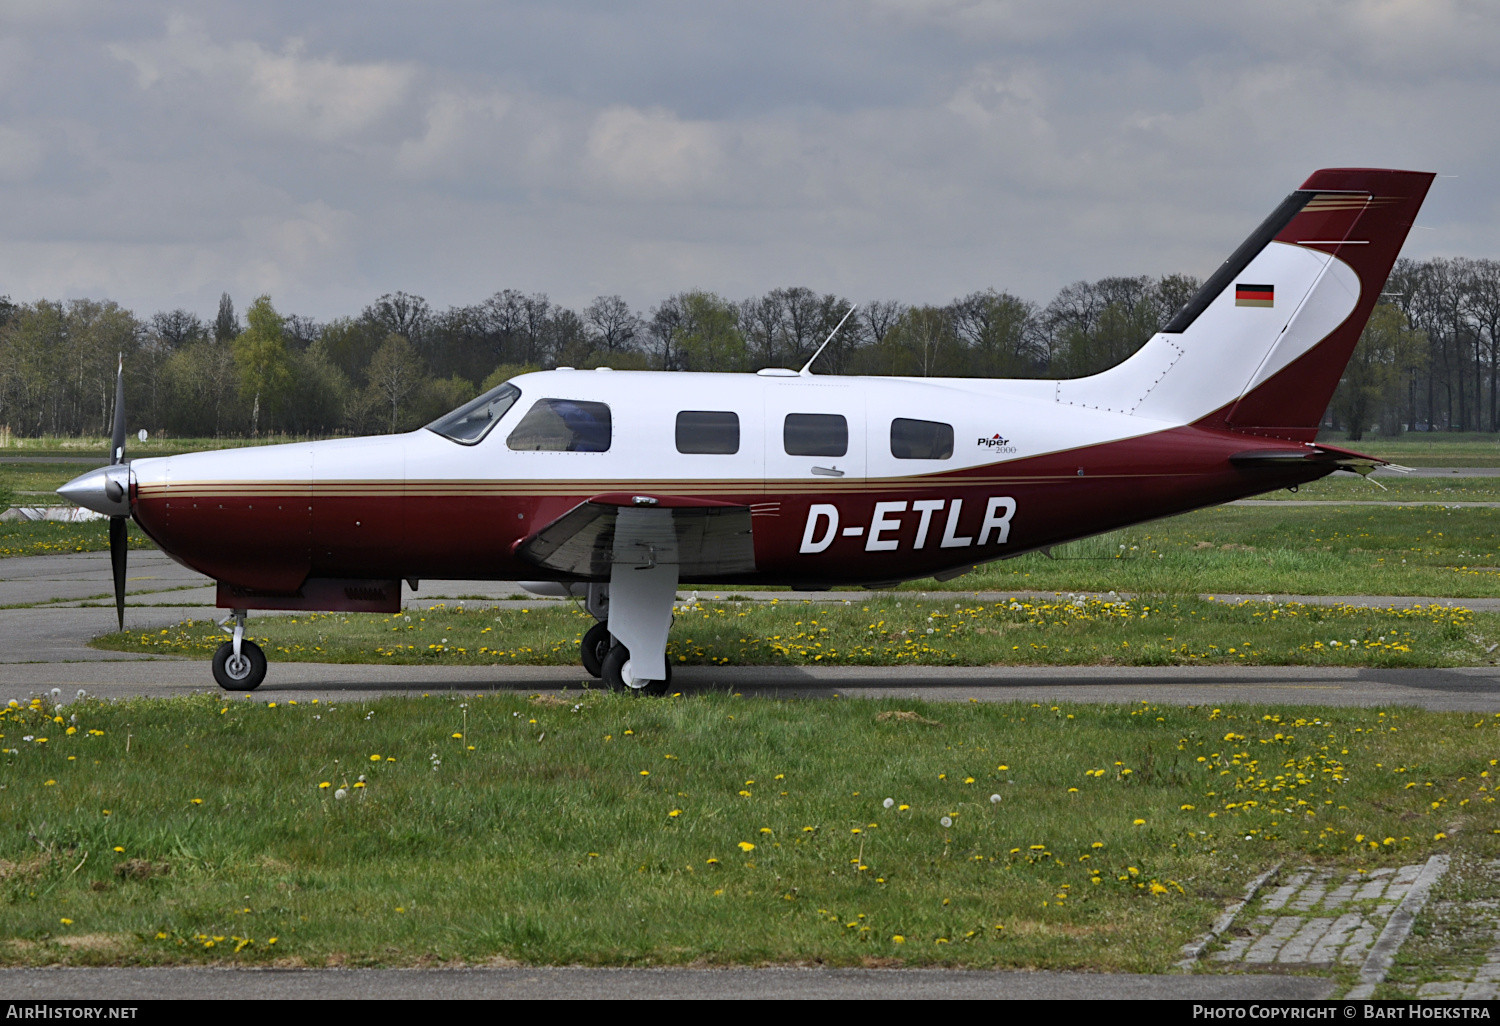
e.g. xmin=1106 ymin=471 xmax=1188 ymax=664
xmin=0 ymin=259 xmax=1484 ymax=441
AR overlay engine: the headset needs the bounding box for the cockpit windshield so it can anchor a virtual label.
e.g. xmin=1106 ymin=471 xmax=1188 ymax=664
xmin=424 ymin=382 xmax=522 ymax=444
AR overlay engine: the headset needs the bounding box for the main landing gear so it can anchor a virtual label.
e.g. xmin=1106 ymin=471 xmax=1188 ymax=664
xmin=579 ymin=510 xmax=679 ymax=696
xmin=580 ymin=585 xmax=675 ymax=696
xmin=212 ymin=608 xmax=266 ymax=692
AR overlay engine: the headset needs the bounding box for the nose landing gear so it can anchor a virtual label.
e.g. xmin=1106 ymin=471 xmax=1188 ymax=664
xmin=213 ymin=609 xmax=267 ymax=691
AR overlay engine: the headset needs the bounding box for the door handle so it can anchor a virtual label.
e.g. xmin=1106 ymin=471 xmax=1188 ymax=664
xmin=811 ymin=466 xmax=844 ymax=477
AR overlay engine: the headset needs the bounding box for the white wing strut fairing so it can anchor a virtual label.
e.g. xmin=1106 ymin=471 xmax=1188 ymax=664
xmin=59 ymin=167 xmax=1435 ymax=694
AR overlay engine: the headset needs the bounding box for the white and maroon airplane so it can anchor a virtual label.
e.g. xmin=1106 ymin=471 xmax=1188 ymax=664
xmin=60 ymin=167 xmax=1434 ymax=694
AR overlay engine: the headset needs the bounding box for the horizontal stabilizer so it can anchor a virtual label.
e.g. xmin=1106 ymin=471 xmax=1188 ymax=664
xmin=515 ymin=498 xmax=756 ymax=579
xmin=1230 ymin=442 xmax=1388 ymax=476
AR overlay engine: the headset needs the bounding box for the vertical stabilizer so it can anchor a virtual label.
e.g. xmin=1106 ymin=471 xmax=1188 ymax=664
xmin=1052 ymin=168 xmax=1433 ymax=440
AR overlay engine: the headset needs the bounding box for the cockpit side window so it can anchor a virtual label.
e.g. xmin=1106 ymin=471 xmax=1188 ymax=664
xmin=507 ymin=399 xmax=613 ymax=452
xmin=425 ymin=382 xmax=522 ymax=445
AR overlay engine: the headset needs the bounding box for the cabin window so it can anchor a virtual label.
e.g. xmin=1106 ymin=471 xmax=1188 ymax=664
xmin=676 ymin=411 xmax=740 ymax=454
xmin=425 ymin=382 xmax=522 ymax=444
xmin=783 ymin=413 xmax=847 ymax=457
xmin=890 ymin=418 xmax=954 ymax=460
xmin=507 ymin=399 xmax=612 ymax=452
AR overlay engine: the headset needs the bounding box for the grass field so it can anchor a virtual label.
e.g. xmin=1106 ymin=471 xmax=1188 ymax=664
xmin=0 ymin=519 xmax=154 ymax=560
xmin=1 ymin=691 xmax=1495 ymax=969
xmin=95 ymin=593 xmax=1498 ymax=669
xmin=955 ymin=504 xmax=1500 ymax=598
xmin=1250 ymin=474 xmax=1500 ymax=501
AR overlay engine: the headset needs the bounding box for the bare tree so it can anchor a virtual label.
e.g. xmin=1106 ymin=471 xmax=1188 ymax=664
xmin=584 ymin=295 xmax=641 ymax=353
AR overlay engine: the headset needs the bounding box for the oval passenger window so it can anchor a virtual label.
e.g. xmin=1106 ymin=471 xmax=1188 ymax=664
xmin=890 ymin=418 xmax=954 ymax=460
xmin=783 ymin=413 xmax=847 ymax=457
xmin=676 ymin=411 xmax=740 ymax=454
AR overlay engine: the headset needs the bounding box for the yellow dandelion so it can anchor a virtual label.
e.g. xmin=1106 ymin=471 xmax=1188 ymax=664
xmin=113 ymin=846 xmax=124 ymax=853
xmin=738 ymin=841 xmax=755 ymax=852
xmin=639 ymin=770 xmax=650 ymax=776
xmin=892 ymin=935 xmax=906 ymax=943
xmin=1132 ymin=818 xmax=1145 ymax=825
xmin=190 ymin=798 xmax=203 ymax=805
xmin=319 ymin=782 xmax=331 ymax=789
xmin=669 ymin=809 xmax=682 ymax=817
xmin=370 ymin=754 xmax=381 ymax=762
xmin=60 ymin=918 xmax=72 ymax=925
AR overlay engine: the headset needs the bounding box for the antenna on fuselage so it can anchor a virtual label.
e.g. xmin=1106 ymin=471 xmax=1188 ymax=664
xmin=799 ymin=304 xmax=858 ymax=377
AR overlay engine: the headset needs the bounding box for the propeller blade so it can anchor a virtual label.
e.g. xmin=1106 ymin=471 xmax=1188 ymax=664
xmin=110 ymin=515 xmax=127 ymax=631
xmin=110 ymin=354 xmax=126 ymax=465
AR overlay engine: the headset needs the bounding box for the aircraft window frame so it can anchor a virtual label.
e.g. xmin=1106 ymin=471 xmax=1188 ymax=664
xmin=783 ymin=413 xmax=848 ymax=457
xmin=890 ymin=417 xmax=955 ymax=460
xmin=424 ymin=382 xmax=523 ymax=445
xmin=506 ymin=398 xmax=613 ymax=452
xmin=675 ymin=411 xmax=740 ymax=455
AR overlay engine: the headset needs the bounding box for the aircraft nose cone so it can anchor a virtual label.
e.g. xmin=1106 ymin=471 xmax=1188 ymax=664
xmin=57 ymin=465 xmax=131 ymax=517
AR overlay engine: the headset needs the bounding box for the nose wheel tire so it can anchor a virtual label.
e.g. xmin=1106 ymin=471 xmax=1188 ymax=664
xmin=581 ymin=621 xmax=611 ymax=678
xmin=601 ymin=643 xmax=671 ymax=697
xmin=213 ymin=639 xmax=267 ymax=692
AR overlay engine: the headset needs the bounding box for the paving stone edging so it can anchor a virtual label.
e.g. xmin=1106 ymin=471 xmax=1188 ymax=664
xmin=1176 ymin=864 xmax=1283 ymax=970
xmin=1344 ymin=854 xmax=1450 ymax=999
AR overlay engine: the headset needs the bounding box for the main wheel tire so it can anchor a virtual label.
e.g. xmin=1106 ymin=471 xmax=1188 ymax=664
xmin=601 ymin=644 xmax=671 ymax=697
xmin=213 ymin=639 xmax=267 ymax=692
xmin=581 ymin=621 xmax=611 ymax=678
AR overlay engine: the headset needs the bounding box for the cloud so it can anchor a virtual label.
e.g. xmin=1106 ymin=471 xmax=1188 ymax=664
xmin=108 ymin=16 xmax=414 ymax=139
xmin=0 ymin=125 xmax=44 ymax=181
xmin=0 ymin=2 xmax=1495 ymax=321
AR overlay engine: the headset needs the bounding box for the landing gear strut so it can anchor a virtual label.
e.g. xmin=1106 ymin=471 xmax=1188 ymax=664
xmin=213 ymin=608 xmax=266 ymax=691
xmin=576 ymin=510 xmax=678 ymax=694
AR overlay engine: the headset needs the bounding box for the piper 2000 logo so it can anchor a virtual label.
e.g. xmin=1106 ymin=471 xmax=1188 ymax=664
xmin=978 ymin=433 xmax=1017 ymax=453
xmin=801 ymin=497 xmax=1017 ymax=554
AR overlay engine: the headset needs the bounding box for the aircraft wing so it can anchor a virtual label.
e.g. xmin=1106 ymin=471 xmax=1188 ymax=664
xmin=514 ymin=495 xmax=756 ymax=579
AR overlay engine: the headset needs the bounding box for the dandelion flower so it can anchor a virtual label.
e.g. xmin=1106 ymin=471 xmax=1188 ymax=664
xmin=990 ymin=794 xmax=1002 ymax=804
xmin=1435 ymin=832 xmax=1448 ymax=840
xmin=319 ymin=782 xmax=331 ymax=789
xmin=190 ymin=798 xmax=203 ymax=805
xmin=898 ymin=804 xmax=910 ymax=811
xmin=1132 ymin=818 xmax=1145 ymax=825
xmin=892 ymin=935 xmax=906 ymax=943
xmin=760 ymin=827 xmax=772 ymax=834
xmin=940 ymin=816 xmax=953 ymax=828
xmin=668 ymin=810 xmax=681 ymax=818
xmin=997 ymin=764 xmax=1009 ymax=771
xmin=113 ymin=846 xmax=124 ymax=853
xmin=60 ymin=918 xmax=72 ymax=926
xmin=452 ymin=733 xmax=463 ymax=740
xmin=706 ymin=858 xmax=719 ymax=865
xmin=639 ymin=770 xmax=649 ymax=776
xmin=883 ymin=798 xmax=895 ymax=809
xmin=738 ymin=841 xmax=755 ymax=852
xmin=851 ymin=828 xmax=862 ymax=835
xmin=335 ymin=788 xmax=348 ymax=800
xmin=370 ymin=754 xmax=381 ymax=762
xmin=964 ymin=777 xmax=975 ymax=784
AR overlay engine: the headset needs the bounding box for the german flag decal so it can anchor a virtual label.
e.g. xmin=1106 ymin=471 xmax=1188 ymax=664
xmin=1235 ymin=283 xmax=1274 ymax=308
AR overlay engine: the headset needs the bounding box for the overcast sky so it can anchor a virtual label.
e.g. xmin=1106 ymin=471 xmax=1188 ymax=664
xmin=1 ymin=0 xmax=1496 ymax=321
